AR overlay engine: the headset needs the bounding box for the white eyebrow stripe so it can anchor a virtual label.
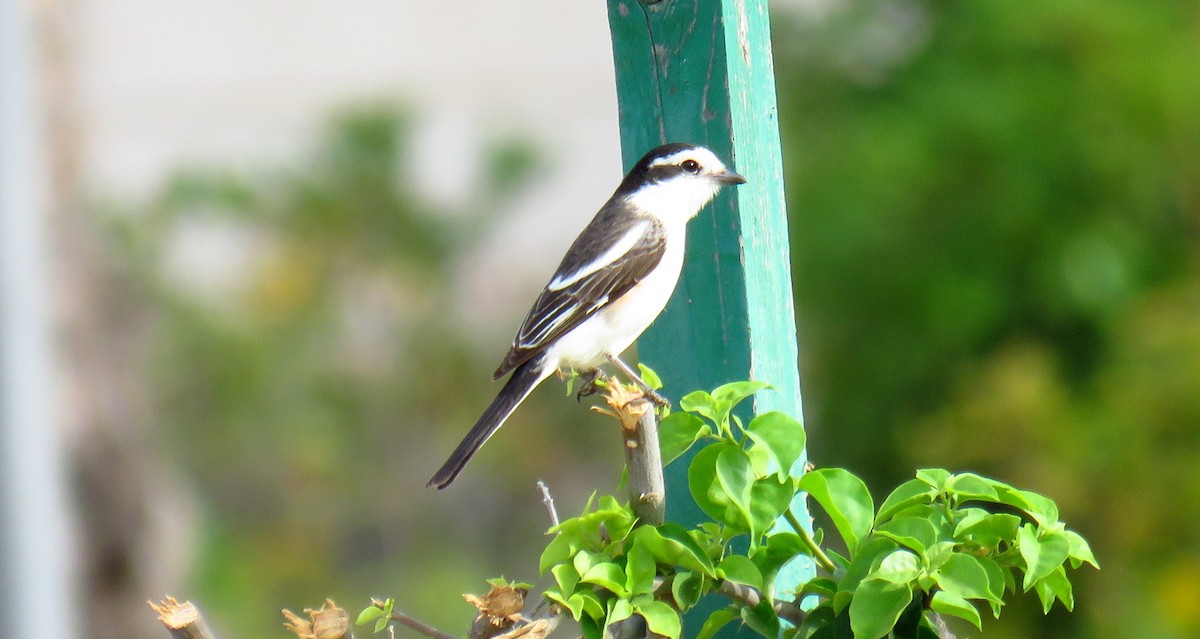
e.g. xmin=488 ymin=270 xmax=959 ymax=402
xmin=547 ymin=220 xmax=649 ymax=291
xmin=649 ymin=150 xmax=698 ymax=167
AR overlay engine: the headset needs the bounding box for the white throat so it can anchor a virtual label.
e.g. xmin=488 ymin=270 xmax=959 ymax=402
xmin=623 ymin=178 xmax=722 ymax=225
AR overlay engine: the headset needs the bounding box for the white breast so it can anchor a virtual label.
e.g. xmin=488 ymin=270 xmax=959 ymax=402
xmin=542 ymin=221 xmax=687 ymax=372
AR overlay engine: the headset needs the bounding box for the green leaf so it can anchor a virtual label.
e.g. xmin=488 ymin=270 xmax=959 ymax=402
xmin=575 ymin=590 xmax=605 ymax=620
xmin=572 ymin=550 xmax=601 ymax=579
xmin=715 ymin=446 xmax=756 ymax=529
xmin=658 ymin=412 xmax=711 ymax=466
xmin=795 ymin=604 xmax=838 ymax=639
xmin=915 ymin=468 xmax=952 ymax=492
xmin=849 ymin=579 xmax=913 ymax=639
xmin=680 ymin=381 xmax=769 ymax=436
xmin=607 ymin=598 xmax=633 ymax=625
xmin=954 ymin=510 xmax=1021 ymax=547
xmin=680 ymin=391 xmax=719 ymax=423
xmin=748 ymin=476 xmax=794 ymax=539
xmin=546 ymin=588 xmax=582 ymax=620
xmin=711 ymin=380 xmax=771 ymax=407
xmin=977 ymin=556 xmax=1009 ymax=614
xmin=1033 ymin=576 xmax=1056 ymax=614
xmin=948 ymin=473 xmax=1000 ymax=501
xmin=744 ymin=411 xmax=806 ymax=475
xmin=580 ymin=615 xmax=602 ymax=639
xmin=1018 ymin=524 xmax=1071 ymax=590
xmin=549 ymin=496 xmax=637 ymax=559
xmin=934 ymin=553 xmax=995 ymax=601
xmin=929 ymin=591 xmax=982 ymax=630
xmin=625 ymin=539 xmax=656 ymax=595
xmin=753 ymin=532 xmax=806 ymax=591
xmin=696 ymin=608 xmax=739 ymax=639
xmin=740 ymin=597 xmax=782 ymax=639
xmin=360 ymin=599 xmax=394 ymax=633
xmin=799 ymin=468 xmax=874 ymax=555
xmin=923 ymin=541 xmax=956 ymax=571
xmin=689 ymin=443 xmax=751 ymax=531
xmin=798 ymin=577 xmax=838 ymax=600
xmin=997 ymin=487 xmax=1060 ymax=527
xmin=633 ymin=525 xmax=716 ymax=577
xmin=837 ymin=537 xmax=899 ymax=602
xmin=874 ymin=516 xmax=939 ymax=554
xmin=1032 ymin=565 xmax=1074 ymax=612
xmin=637 ymin=601 xmax=682 ymax=639
xmin=1065 ymin=529 xmax=1100 ymax=569
xmin=580 ymin=561 xmax=628 ymax=596
xmin=876 ymin=479 xmax=937 ymax=523
xmin=637 ymin=363 xmax=663 ymax=390
xmin=356 ymin=605 xmax=385 ymax=626
xmin=718 ymin=555 xmax=764 ymax=591
xmin=868 ymin=549 xmax=921 ymax=585
xmin=552 ymin=563 xmax=579 ymax=596
xmin=671 ymin=571 xmax=704 ymax=611
xmin=539 ymin=533 xmax=574 ymax=573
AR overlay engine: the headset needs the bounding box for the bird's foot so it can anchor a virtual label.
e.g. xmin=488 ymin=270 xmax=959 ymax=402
xmin=575 ymin=369 xmax=609 ymax=402
xmin=604 ymin=354 xmax=671 ymax=408
xmin=640 ymin=386 xmax=670 ymax=408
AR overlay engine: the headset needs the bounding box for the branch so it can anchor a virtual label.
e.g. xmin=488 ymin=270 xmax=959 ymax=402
xmin=717 ymin=582 xmax=806 ymax=627
xmin=390 ymin=610 xmax=456 ymax=639
xmin=930 ymin=611 xmax=957 ymax=639
xmin=149 ymin=597 xmax=217 ymax=639
xmin=537 ymin=480 xmax=560 ymax=527
xmin=593 ymin=381 xmax=665 ymax=525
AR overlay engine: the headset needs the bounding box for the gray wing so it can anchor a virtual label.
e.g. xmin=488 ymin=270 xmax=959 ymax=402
xmin=493 ymin=215 xmax=666 ymax=379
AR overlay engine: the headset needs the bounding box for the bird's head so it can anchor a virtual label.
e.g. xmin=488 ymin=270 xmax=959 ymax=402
xmin=618 ymin=143 xmax=747 ymax=223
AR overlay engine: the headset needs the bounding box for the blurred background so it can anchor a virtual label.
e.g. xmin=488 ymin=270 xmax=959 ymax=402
xmin=1 ymin=1 xmax=1198 ymax=638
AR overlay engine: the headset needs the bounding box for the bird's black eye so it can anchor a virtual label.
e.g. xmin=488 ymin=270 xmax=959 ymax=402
xmin=681 ymin=159 xmax=702 ymax=174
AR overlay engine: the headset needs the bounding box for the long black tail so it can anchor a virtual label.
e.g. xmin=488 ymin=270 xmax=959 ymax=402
xmin=427 ymin=361 xmax=547 ymax=489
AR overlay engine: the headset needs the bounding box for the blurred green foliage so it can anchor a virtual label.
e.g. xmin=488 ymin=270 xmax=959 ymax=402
xmin=111 ymin=108 xmax=624 ymax=638
xmin=776 ymin=1 xmax=1200 ymax=637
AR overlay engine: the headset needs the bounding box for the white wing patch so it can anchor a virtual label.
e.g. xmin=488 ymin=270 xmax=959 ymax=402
xmin=518 ymin=303 xmax=576 ymax=348
xmin=547 ymin=220 xmax=649 ymax=291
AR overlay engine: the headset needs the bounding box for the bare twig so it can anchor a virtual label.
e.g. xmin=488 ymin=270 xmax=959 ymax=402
xmin=389 ymin=610 xmax=457 ymax=639
xmin=537 ymin=480 xmax=559 ymax=527
xmin=717 ymin=582 xmax=807 ymax=627
xmin=592 ymin=381 xmax=665 ymax=526
xmin=930 ymin=611 xmax=956 ymax=639
xmin=149 ymin=597 xmax=217 ymax=639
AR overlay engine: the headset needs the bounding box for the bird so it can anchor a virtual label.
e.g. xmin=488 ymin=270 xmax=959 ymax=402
xmin=427 ymin=142 xmax=746 ymax=489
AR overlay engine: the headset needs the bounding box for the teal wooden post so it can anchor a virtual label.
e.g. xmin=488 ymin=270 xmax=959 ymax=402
xmin=606 ymin=0 xmax=811 ymax=627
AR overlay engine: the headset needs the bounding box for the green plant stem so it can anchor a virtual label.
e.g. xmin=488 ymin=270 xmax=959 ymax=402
xmin=785 ymin=508 xmax=837 ymax=573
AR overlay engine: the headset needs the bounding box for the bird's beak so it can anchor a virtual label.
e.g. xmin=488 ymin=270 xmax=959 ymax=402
xmin=714 ymin=170 xmax=747 ymax=185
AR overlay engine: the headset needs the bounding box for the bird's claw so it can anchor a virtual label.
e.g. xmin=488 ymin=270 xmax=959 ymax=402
xmin=575 ymin=369 xmax=609 ymax=403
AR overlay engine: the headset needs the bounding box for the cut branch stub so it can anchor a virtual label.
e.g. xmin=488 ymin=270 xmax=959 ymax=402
xmin=148 ymin=596 xmax=216 ymax=639
xmin=593 ymin=381 xmax=666 ymax=526
xmin=282 ymin=599 xmax=352 ymax=639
